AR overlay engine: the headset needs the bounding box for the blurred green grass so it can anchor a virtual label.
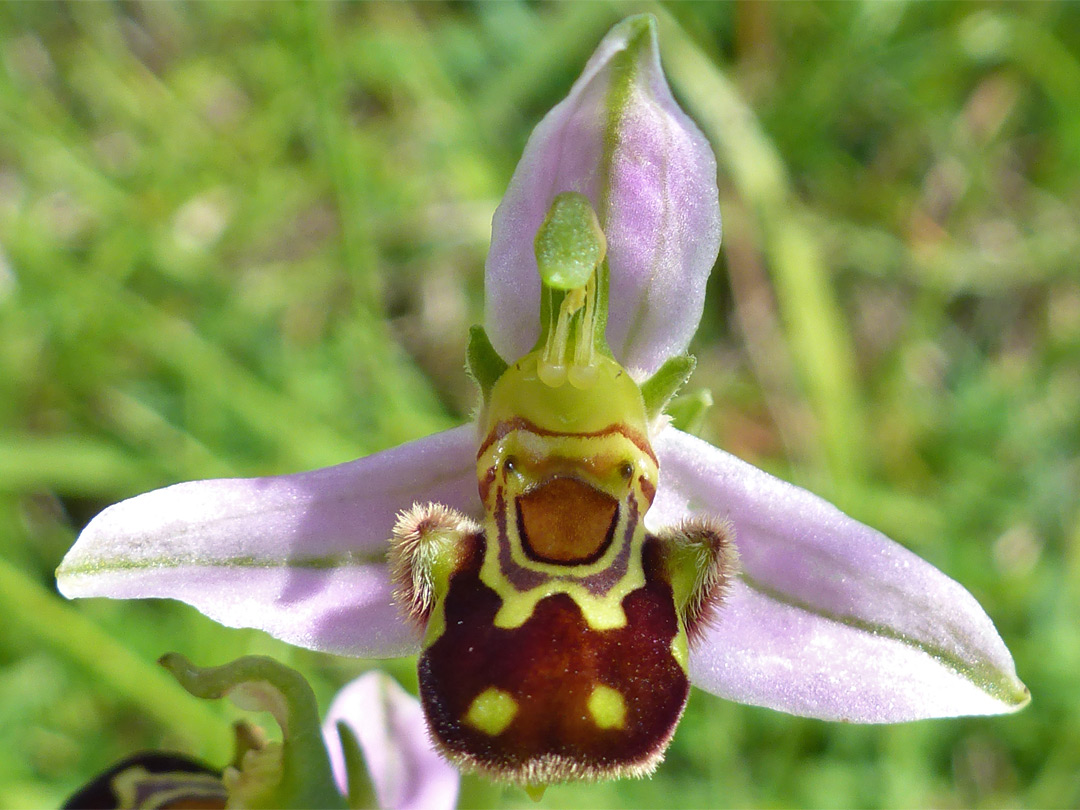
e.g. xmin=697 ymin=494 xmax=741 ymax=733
xmin=1 ymin=2 xmax=1077 ymax=807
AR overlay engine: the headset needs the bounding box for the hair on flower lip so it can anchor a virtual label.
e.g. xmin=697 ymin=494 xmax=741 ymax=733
xmin=656 ymin=515 xmax=739 ymax=643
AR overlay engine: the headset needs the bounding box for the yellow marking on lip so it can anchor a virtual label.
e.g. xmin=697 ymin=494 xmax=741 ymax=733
xmin=670 ymin=624 xmax=689 ymax=672
xmin=493 ymin=580 xmax=631 ymax=630
xmin=476 ymin=426 xmax=658 ymax=630
xmin=588 ymin=685 xmax=627 ymax=730
xmin=478 ymin=432 xmax=657 ymax=575
xmin=479 ymin=488 xmax=648 ymax=631
xmin=464 ymin=688 xmax=518 ymax=736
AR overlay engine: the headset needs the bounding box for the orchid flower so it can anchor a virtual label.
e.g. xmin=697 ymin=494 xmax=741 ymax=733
xmin=57 ymin=14 xmax=1028 ymax=792
xmin=62 ymin=659 xmax=456 ymax=810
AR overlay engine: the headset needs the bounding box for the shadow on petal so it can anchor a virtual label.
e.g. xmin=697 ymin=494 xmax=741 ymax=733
xmin=58 ymin=425 xmax=481 ymax=658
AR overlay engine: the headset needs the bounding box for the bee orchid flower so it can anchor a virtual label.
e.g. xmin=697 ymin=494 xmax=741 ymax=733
xmin=57 ymin=14 xmax=1028 ymax=791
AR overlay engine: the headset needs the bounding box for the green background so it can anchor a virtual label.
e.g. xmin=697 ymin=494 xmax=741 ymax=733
xmin=1 ymin=2 xmax=1077 ymax=807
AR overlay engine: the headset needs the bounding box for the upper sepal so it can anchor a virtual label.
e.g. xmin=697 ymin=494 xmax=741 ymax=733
xmin=485 ymin=14 xmax=721 ymax=375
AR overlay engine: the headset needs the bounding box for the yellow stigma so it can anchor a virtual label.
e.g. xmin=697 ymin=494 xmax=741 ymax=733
xmin=464 ymin=687 xmax=518 ymax=736
xmin=587 ymin=684 xmax=627 ymax=730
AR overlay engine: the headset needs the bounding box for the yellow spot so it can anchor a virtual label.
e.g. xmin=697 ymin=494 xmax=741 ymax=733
xmin=670 ymin=627 xmax=689 ymax=671
xmin=492 ymin=584 xmax=629 ymax=630
xmin=464 ymin=688 xmax=518 ymax=736
xmin=588 ymin=685 xmax=626 ymax=730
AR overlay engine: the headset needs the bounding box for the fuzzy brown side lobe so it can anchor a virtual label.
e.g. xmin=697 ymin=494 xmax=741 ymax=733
xmin=662 ymin=517 xmax=739 ymax=643
xmin=419 ymin=536 xmax=689 ymax=783
xmin=389 ymin=503 xmax=479 ymax=628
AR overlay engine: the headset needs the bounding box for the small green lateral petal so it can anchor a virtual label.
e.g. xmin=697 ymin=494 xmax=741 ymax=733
xmin=641 ymin=355 xmax=696 ymax=422
xmin=467 ymin=325 xmax=509 ymax=402
xmin=665 ymin=389 xmax=714 ymax=434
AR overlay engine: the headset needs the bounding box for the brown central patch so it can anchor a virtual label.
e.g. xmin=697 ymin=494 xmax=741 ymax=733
xmin=516 ymin=477 xmax=618 ymax=565
xmin=419 ymin=536 xmax=689 ymax=782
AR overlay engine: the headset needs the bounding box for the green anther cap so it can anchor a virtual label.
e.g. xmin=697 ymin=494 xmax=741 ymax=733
xmin=535 ymin=192 xmax=606 ymax=290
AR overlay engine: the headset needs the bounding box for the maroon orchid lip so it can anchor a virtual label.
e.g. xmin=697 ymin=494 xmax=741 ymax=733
xmin=515 ymin=476 xmax=620 ymax=566
xmin=418 ymin=534 xmax=690 ymax=785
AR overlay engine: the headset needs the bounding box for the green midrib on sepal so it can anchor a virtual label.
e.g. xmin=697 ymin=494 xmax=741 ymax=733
xmin=741 ymin=575 xmax=1031 ymax=709
xmin=597 ymin=14 xmax=653 ymax=222
xmin=58 ymin=550 xmax=385 ymax=578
